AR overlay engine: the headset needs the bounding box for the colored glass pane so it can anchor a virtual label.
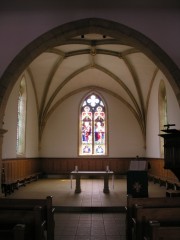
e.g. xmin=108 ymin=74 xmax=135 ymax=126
xmin=80 ymin=93 xmax=106 ymax=155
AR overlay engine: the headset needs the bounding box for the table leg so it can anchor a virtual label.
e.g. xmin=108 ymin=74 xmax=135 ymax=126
xmin=112 ymin=174 xmax=114 ymax=189
xmin=103 ymin=174 xmax=110 ymax=193
xmin=70 ymin=174 xmax=73 ymax=188
xmin=75 ymin=175 xmax=81 ymax=193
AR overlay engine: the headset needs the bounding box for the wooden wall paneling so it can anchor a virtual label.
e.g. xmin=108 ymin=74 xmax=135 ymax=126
xmin=6 ymin=161 xmax=10 ymax=182
xmin=59 ymin=158 xmax=65 ymax=173
xmin=41 ymin=158 xmax=48 ymax=173
xmin=111 ymin=158 xmax=118 ymax=172
xmin=53 ymin=159 xmax=60 ymax=173
xmin=16 ymin=160 xmax=20 ymax=180
xmin=47 ymin=158 xmax=52 ymax=173
xmin=10 ymin=161 xmax=13 ymax=182
xmin=108 ymin=159 xmax=115 ymax=172
xmin=29 ymin=159 xmax=32 ymax=176
xmin=48 ymin=158 xmax=54 ymax=173
xmin=31 ymin=159 xmax=35 ymax=174
xmin=79 ymin=158 xmax=84 ymax=170
xmin=15 ymin=160 xmax=19 ymax=180
xmin=67 ymin=158 xmax=75 ymax=171
xmin=102 ymin=158 xmax=109 ymax=171
xmin=3 ymin=161 xmax=8 ymax=182
xmin=60 ymin=159 xmax=68 ymax=173
xmin=88 ymin=159 xmax=95 ymax=170
xmin=22 ymin=160 xmax=25 ymax=178
xmin=80 ymin=158 xmax=89 ymax=171
xmin=95 ymin=158 xmax=103 ymax=171
xmin=39 ymin=157 xmax=132 ymax=174
xmin=110 ymin=159 xmax=114 ymax=172
xmin=17 ymin=160 xmax=20 ymax=180
xmin=23 ymin=160 xmax=27 ymax=177
xmin=11 ymin=161 xmax=14 ymax=181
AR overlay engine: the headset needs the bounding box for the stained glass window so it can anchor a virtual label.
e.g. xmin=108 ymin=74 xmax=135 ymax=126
xmin=16 ymin=77 xmax=27 ymax=156
xmin=80 ymin=93 xmax=106 ymax=155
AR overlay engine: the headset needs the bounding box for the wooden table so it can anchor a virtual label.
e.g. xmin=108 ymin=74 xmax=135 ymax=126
xmin=70 ymin=171 xmax=114 ymax=193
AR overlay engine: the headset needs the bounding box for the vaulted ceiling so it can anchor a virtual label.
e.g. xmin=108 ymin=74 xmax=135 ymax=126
xmin=26 ymin=32 xmax=159 ymax=142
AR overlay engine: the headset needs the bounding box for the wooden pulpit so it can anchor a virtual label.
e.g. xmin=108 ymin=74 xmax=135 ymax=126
xmin=127 ymin=160 xmax=148 ymax=198
xmin=159 ymin=128 xmax=180 ymax=181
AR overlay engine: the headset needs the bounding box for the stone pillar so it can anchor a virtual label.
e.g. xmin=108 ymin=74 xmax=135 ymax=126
xmin=0 ymin=128 xmax=8 ymax=198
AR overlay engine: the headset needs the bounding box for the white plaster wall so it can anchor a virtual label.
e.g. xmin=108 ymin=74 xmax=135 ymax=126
xmin=107 ymin=93 xmax=145 ymax=157
xmin=2 ymin=73 xmax=39 ymax=158
xmin=165 ymin=79 xmax=180 ymax=130
xmin=146 ymin=72 xmax=180 ymax=158
xmin=40 ymin=91 xmax=145 ymax=157
xmin=3 ymin=72 xmax=179 ymax=159
xmin=40 ymin=93 xmax=80 ymax=157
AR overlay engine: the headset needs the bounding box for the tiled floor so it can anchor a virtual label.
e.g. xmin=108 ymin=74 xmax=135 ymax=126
xmin=7 ymin=177 xmax=166 ymax=207
xmin=54 ymin=212 xmax=126 ymax=240
xmin=5 ymin=177 xmax=167 ymax=240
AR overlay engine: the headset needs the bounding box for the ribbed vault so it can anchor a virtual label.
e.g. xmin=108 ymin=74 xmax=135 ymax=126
xmin=1 ymin=18 xmax=180 ymax=146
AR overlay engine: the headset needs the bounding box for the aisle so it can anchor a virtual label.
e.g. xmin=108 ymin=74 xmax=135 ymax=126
xmin=54 ymin=212 xmax=126 ymax=240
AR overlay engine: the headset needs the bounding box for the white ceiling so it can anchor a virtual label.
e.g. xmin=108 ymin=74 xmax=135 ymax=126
xmin=27 ymin=33 xmax=160 ymax=140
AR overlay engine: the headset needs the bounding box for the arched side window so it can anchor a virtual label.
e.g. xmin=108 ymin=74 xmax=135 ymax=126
xmin=79 ymin=93 xmax=107 ymax=156
xmin=16 ymin=76 xmax=27 ymax=156
xmin=158 ymin=80 xmax=168 ymax=158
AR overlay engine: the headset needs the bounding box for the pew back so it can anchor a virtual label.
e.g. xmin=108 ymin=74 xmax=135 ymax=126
xmin=126 ymin=196 xmax=180 ymax=240
xmin=0 ymin=196 xmax=55 ymax=240
xmin=144 ymin=220 xmax=180 ymax=240
xmin=133 ymin=206 xmax=180 ymax=240
xmin=0 ymin=206 xmax=45 ymax=240
xmin=0 ymin=223 xmax=25 ymax=240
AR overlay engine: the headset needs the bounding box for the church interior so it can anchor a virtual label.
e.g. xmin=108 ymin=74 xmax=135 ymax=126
xmin=0 ymin=0 xmax=180 ymax=239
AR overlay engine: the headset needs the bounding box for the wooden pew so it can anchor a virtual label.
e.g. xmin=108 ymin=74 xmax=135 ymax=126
xmin=0 ymin=205 xmax=45 ymax=240
xmin=0 ymin=223 xmax=25 ymax=240
xmin=132 ymin=205 xmax=180 ymax=240
xmin=144 ymin=220 xmax=180 ymax=240
xmin=126 ymin=195 xmax=180 ymax=240
xmin=0 ymin=196 xmax=55 ymax=240
xmin=1 ymin=172 xmax=41 ymax=197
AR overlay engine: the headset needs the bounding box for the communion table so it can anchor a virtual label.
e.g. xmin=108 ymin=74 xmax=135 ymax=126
xmin=70 ymin=171 xmax=114 ymax=193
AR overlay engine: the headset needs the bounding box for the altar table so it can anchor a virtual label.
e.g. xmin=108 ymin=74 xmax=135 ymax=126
xmin=70 ymin=171 xmax=114 ymax=193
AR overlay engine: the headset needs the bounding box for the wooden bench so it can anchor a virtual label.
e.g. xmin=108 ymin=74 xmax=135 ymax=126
xmin=166 ymin=189 xmax=180 ymax=197
xmin=126 ymin=195 xmax=180 ymax=240
xmin=132 ymin=205 xmax=180 ymax=240
xmin=166 ymin=179 xmax=180 ymax=190
xmin=144 ymin=220 xmax=180 ymax=240
xmin=1 ymin=180 xmax=16 ymax=196
xmin=0 ymin=205 xmax=45 ymax=240
xmin=148 ymin=174 xmax=180 ymax=191
xmin=0 ymin=196 xmax=55 ymax=240
xmin=1 ymin=172 xmax=42 ymax=196
xmin=0 ymin=223 xmax=25 ymax=240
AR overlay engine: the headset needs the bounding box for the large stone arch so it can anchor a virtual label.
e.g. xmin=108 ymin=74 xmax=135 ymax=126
xmin=0 ymin=17 xmax=180 ymax=126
